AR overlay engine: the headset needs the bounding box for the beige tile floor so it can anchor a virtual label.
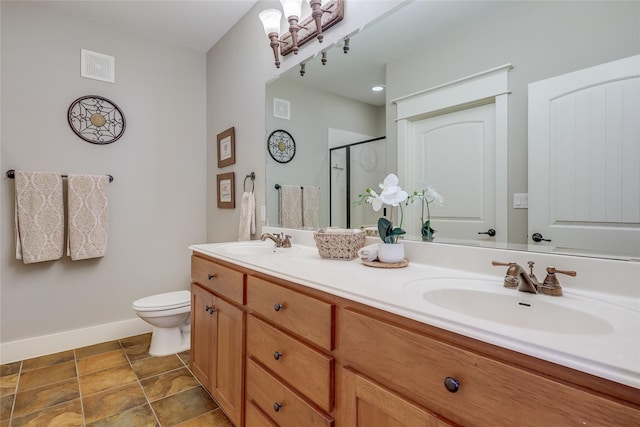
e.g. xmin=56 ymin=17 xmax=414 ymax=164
xmin=0 ymin=333 xmax=234 ymax=426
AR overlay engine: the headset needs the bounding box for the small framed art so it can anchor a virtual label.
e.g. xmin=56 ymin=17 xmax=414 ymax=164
xmin=217 ymin=172 xmax=235 ymax=209
xmin=217 ymin=127 xmax=235 ymax=168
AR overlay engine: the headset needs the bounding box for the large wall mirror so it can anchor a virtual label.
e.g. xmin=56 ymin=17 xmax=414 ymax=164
xmin=265 ymin=0 xmax=640 ymax=260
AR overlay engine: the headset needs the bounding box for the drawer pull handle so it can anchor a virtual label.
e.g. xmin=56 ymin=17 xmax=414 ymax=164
xmin=273 ymin=351 xmax=283 ymax=361
xmin=444 ymin=377 xmax=460 ymax=393
xmin=273 ymin=402 xmax=282 ymax=412
xmin=208 ymin=274 xmax=215 ymax=280
xmin=274 ymin=303 xmax=284 ymax=312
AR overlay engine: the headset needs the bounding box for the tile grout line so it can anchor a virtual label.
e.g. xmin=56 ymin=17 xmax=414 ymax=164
xmin=73 ymin=348 xmax=87 ymax=426
xmin=7 ymin=360 xmax=23 ymax=426
xmin=122 ymin=339 xmax=163 ymax=427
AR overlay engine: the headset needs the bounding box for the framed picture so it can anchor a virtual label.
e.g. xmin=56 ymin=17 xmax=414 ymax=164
xmin=217 ymin=127 xmax=235 ymax=168
xmin=217 ymin=172 xmax=235 ymax=209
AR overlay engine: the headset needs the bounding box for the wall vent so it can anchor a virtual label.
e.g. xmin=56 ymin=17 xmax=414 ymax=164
xmin=81 ymin=49 xmax=115 ymax=83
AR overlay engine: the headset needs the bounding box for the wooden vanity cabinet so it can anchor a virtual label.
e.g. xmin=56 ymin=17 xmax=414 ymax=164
xmin=245 ymin=275 xmax=336 ymax=426
xmin=190 ymin=252 xmax=640 ymax=426
xmin=190 ymin=255 xmax=245 ymax=426
xmin=340 ymin=307 xmax=640 ymax=426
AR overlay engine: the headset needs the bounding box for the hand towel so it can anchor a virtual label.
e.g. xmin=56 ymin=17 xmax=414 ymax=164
xmin=14 ymin=171 xmax=64 ymax=263
xmin=67 ymin=174 xmax=109 ymax=260
xmin=358 ymin=244 xmax=379 ymax=262
xmin=279 ymin=185 xmax=303 ymax=228
xmin=302 ymin=185 xmax=320 ymax=229
xmin=238 ymin=191 xmax=256 ymax=241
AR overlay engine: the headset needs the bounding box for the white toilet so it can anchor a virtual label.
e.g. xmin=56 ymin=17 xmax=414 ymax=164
xmin=132 ymin=290 xmax=191 ymax=356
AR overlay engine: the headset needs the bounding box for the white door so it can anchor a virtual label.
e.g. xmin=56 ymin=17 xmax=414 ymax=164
xmin=528 ymin=55 xmax=640 ymax=258
xmin=404 ymin=103 xmax=497 ymax=241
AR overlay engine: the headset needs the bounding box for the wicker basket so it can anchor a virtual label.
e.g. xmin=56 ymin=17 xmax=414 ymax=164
xmin=313 ymin=229 xmax=366 ymax=260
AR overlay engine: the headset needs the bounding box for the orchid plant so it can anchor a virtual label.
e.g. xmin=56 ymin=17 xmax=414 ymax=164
xmin=355 ymin=173 xmax=409 ymax=243
xmin=409 ymin=183 xmax=444 ymax=241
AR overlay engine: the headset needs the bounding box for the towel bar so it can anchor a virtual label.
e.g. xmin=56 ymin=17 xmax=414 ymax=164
xmin=244 ymin=172 xmax=255 ymax=192
xmin=6 ymin=169 xmax=114 ymax=183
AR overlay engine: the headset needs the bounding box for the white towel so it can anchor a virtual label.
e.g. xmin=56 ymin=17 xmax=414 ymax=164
xmin=238 ymin=191 xmax=256 ymax=241
xmin=279 ymin=185 xmax=303 ymax=228
xmin=358 ymin=244 xmax=379 ymax=262
xmin=14 ymin=171 xmax=64 ymax=263
xmin=67 ymin=174 xmax=109 ymax=261
xmin=302 ymin=185 xmax=320 ymax=229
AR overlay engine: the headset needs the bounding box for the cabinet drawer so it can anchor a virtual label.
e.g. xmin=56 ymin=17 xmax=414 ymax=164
xmin=245 ymin=401 xmax=277 ymax=427
xmin=247 ymin=276 xmax=334 ymax=351
xmin=246 ymin=358 xmax=334 ymax=427
xmin=342 ymin=309 xmax=640 ymax=427
xmin=247 ymin=315 xmax=334 ymax=412
xmin=191 ymin=255 xmax=244 ymax=305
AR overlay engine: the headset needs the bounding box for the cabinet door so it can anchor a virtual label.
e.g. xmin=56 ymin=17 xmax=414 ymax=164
xmin=213 ymin=296 xmax=244 ymax=426
xmin=190 ymin=284 xmax=214 ymax=390
xmin=340 ymin=368 xmax=455 ymax=427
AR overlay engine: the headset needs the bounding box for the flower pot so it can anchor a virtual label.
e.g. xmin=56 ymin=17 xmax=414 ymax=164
xmin=377 ymin=242 xmax=405 ymax=263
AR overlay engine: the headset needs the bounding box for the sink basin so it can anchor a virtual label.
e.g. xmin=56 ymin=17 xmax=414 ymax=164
xmin=216 ymin=241 xmax=302 ymax=256
xmin=404 ymin=277 xmax=616 ymax=335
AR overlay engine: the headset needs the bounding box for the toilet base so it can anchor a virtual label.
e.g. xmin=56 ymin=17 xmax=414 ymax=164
xmin=148 ymin=326 xmax=190 ymax=357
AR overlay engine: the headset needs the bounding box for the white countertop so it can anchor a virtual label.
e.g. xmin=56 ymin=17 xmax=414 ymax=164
xmin=190 ymin=229 xmax=640 ymax=390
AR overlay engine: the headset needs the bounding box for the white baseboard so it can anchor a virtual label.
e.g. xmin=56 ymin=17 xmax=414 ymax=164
xmin=0 ymin=318 xmax=153 ymax=364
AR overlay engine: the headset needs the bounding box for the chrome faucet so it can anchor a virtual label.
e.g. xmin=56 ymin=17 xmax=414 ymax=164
xmin=492 ymin=261 xmax=576 ymax=296
xmin=260 ymin=232 xmax=292 ymax=248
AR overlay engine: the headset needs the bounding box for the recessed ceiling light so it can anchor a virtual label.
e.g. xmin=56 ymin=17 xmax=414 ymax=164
xmin=371 ymin=85 xmax=385 ymax=92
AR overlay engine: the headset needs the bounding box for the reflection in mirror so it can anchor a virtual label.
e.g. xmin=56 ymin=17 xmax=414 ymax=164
xmin=265 ymin=0 xmax=640 ymax=260
xmin=329 ymin=136 xmax=386 ymax=228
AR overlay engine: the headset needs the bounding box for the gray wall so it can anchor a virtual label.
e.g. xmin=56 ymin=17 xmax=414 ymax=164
xmin=386 ymin=1 xmax=640 ymax=244
xmin=265 ymin=79 xmax=384 ymax=228
xmin=0 ymin=2 xmax=206 ymax=343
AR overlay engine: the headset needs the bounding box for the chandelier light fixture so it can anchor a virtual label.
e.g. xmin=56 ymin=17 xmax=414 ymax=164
xmin=259 ymin=0 xmax=344 ymax=69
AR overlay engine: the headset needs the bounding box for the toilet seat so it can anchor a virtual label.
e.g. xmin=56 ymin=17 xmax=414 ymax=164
xmin=132 ymin=290 xmax=190 ymax=312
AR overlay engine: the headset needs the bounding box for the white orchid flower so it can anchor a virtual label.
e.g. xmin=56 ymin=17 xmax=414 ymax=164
xmin=378 ymin=173 xmax=409 ymax=206
xmin=425 ymin=186 xmax=444 ymax=205
xmin=365 ymin=189 xmax=384 ymax=212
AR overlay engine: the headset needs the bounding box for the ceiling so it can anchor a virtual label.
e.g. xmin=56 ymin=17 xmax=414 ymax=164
xmin=40 ymin=0 xmax=258 ymax=52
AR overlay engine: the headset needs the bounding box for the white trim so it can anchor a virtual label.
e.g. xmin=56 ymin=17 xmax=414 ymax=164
xmin=393 ymin=64 xmax=513 ymax=120
xmin=396 ymin=65 xmax=512 ymax=242
xmin=0 ymin=318 xmax=152 ymax=364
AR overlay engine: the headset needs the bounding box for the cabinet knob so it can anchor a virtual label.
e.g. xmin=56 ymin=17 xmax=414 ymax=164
xmin=209 ymin=307 xmax=217 ymax=314
xmin=274 ymin=303 xmax=284 ymax=312
xmin=204 ymin=305 xmax=210 ymax=312
xmin=273 ymin=402 xmax=282 ymax=412
xmin=444 ymin=377 xmax=460 ymax=393
xmin=273 ymin=351 xmax=283 ymax=361
xmin=208 ymin=273 xmax=215 ymax=280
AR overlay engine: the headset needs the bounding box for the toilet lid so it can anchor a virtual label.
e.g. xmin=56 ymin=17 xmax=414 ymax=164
xmin=132 ymin=290 xmax=191 ymax=311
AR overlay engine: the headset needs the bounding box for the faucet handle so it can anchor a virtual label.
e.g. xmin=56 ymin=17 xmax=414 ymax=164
xmin=491 ymin=261 xmax=516 ymax=267
xmin=282 ymin=235 xmax=292 ymax=248
xmin=547 ymin=266 xmax=577 ymax=277
xmin=539 ymin=266 xmax=576 ymax=296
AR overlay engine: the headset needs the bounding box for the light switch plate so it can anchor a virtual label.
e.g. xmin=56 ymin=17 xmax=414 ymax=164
xmin=513 ymin=193 xmax=528 ymax=209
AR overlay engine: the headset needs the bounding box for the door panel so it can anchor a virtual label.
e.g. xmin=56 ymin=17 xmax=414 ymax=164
xmin=405 ymin=103 xmax=496 ymax=241
xmin=529 ymin=54 xmax=640 ymax=257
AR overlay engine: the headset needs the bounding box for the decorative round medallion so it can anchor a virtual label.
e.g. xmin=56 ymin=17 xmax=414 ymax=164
xmin=267 ymin=129 xmax=296 ymax=164
xmin=67 ymin=95 xmax=126 ymax=144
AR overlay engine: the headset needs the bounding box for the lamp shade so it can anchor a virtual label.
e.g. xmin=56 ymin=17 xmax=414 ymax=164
xmin=280 ymin=0 xmax=303 ymax=19
xmin=259 ymin=9 xmax=282 ymax=35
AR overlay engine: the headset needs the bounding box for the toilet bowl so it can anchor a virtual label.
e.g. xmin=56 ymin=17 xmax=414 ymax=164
xmin=132 ymin=290 xmax=191 ymax=356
